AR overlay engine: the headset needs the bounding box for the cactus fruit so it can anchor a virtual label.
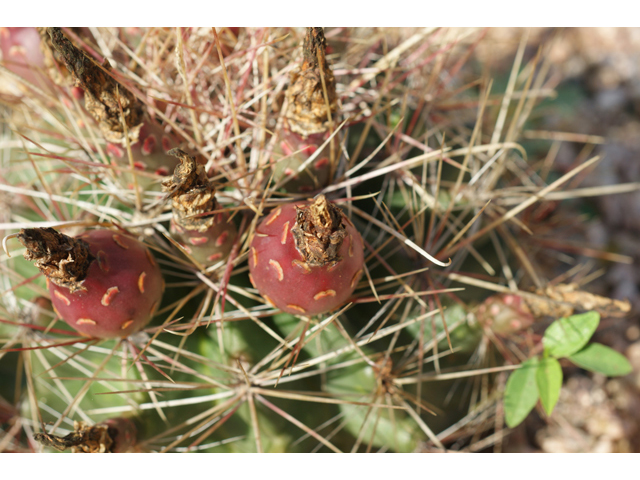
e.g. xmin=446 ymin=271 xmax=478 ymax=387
xmin=473 ymin=294 xmax=535 ymax=336
xmin=163 ymin=148 xmax=237 ymax=266
xmin=45 ymin=27 xmax=178 ymax=190
xmin=0 ymin=27 xmax=85 ymax=99
xmin=272 ymin=27 xmax=340 ymax=193
xmin=34 ymin=417 xmax=137 ymax=453
xmin=249 ymin=195 xmax=364 ymax=315
xmin=0 ymin=27 xmax=45 ymax=88
xmin=104 ymin=120 xmax=179 ymax=181
xmin=17 ymin=228 xmax=163 ymax=339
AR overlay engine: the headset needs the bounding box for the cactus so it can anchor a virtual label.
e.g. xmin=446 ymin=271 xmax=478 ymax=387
xmin=1 ymin=27 xmax=636 ymax=454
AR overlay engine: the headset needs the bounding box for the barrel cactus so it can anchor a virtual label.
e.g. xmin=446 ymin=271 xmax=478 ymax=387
xmin=0 ymin=27 xmax=634 ymax=454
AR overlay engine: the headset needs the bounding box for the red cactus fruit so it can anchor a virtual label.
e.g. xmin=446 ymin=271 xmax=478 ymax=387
xmin=34 ymin=417 xmax=137 ymax=453
xmin=18 ymin=228 xmax=163 ymax=339
xmin=46 ymin=28 xmax=178 ymax=190
xmin=163 ymin=149 xmax=237 ymax=266
xmin=474 ymin=294 xmax=535 ymax=336
xmin=249 ymin=195 xmax=364 ymax=316
xmin=272 ymin=27 xmax=340 ymax=193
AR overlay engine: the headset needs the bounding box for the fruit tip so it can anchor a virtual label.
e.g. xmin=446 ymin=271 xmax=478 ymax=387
xmin=302 ymin=27 xmax=328 ymax=71
xmin=16 ymin=227 xmax=93 ymax=292
xmin=284 ymin=27 xmax=337 ymax=137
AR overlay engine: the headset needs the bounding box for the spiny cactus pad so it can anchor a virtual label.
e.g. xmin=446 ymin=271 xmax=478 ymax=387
xmin=18 ymin=228 xmax=163 ymax=339
xmin=249 ymin=195 xmax=364 ymax=315
xmin=4 ymin=26 xmax=635 ymax=454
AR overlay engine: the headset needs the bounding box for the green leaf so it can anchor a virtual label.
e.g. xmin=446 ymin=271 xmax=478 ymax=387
xmin=535 ymin=357 xmax=563 ymax=416
xmin=543 ymin=311 xmax=600 ymax=358
xmin=569 ymin=343 xmax=633 ymax=376
xmin=504 ymin=357 xmax=540 ymax=428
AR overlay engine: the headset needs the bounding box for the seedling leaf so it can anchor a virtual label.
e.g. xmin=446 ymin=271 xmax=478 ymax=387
xmin=569 ymin=343 xmax=633 ymax=376
xmin=504 ymin=357 xmax=540 ymax=428
xmin=535 ymin=357 xmax=562 ymax=416
xmin=543 ymin=311 xmax=600 ymax=358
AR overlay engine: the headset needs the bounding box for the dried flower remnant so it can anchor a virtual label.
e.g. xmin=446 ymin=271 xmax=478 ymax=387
xmin=47 ymin=27 xmax=143 ymax=144
xmin=34 ymin=27 xmax=86 ymax=94
xmin=163 ymin=148 xmax=237 ymax=266
xmin=285 ymin=27 xmax=337 ymax=137
xmin=34 ymin=417 xmax=137 ymax=453
xmin=249 ymin=195 xmax=364 ymax=315
xmin=18 ymin=227 xmax=93 ymax=293
xmin=272 ymin=27 xmax=340 ymax=192
xmin=291 ymin=193 xmax=346 ymax=266
xmin=46 ymin=27 xmax=178 ymax=187
xmin=523 ymin=283 xmax=632 ymax=319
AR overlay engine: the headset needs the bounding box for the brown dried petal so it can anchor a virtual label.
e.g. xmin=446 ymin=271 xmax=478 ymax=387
xmin=524 ymin=283 xmax=632 ymax=319
xmin=163 ymin=148 xmax=219 ymax=232
xmin=292 ymin=195 xmax=346 ymax=267
xmin=285 ymin=27 xmax=337 ymax=137
xmin=47 ymin=27 xmax=143 ymax=144
xmin=18 ymin=227 xmax=94 ymax=293
xmin=34 ymin=421 xmax=113 ymax=453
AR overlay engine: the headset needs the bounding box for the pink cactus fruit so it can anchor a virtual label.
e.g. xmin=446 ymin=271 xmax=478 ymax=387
xmin=474 ymin=293 xmax=535 ymax=336
xmin=272 ymin=27 xmax=340 ymax=193
xmin=249 ymin=195 xmax=364 ymax=316
xmin=18 ymin=228 xmax=163 ymax=339
xmin=273 ymin=128 xmax=338 ymax=193
xmin=0 ymin=27 xmax=45 ymax=88
xmin=33 ymin=417 xmax=137 ymax=453
xmin=0 ymin=28 xmax=86 ymax=95
xmin=46 ymin=28 xmax=178 ymax=190
xmin=163 ymin=148 xmax=237 ymax=266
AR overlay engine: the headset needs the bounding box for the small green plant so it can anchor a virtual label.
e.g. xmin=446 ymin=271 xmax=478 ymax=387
xmin=504 ymin=311 xmax=633 ymax=428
